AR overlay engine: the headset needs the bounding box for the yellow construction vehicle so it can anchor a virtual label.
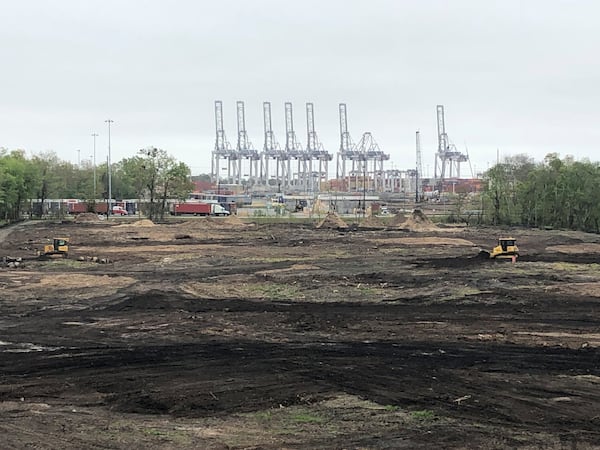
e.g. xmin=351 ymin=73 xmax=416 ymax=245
xmin=41 ymin=238 xmax=69 ymax=258
xmin=480 ymin=237 xmax=519 ymax=259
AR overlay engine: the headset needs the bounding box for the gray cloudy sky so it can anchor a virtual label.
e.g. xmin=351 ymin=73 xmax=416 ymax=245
xmin=1 ymin=0 xmax=598 ymax=176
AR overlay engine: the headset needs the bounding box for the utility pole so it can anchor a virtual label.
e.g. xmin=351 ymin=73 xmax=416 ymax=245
xmin=91 ymin=133 xmax=98 ymax=199
xmin=362 ymin=153 xmax=367 ymax=218
xmin=77 ymin=149 xmax=81 ymax=167
xmin=416 ymin=130 xmax=422 ymax=203
xmin=105 ymin=119 xmax=114 ymax=217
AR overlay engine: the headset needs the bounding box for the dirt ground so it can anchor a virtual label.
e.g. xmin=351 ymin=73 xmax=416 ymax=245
xmin=1 ymin=217 xmax=599 ymax=449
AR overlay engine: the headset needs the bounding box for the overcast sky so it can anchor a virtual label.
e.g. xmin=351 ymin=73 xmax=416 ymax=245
xmin=1 ymin=0 xmax=598 ymax=177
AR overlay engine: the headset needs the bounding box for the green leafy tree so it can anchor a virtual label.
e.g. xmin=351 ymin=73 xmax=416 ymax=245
xmin=483 ymin=154 xmax=534 ymax=225
xmin=0 ymin=150 xmax=37 ymax=221
xmin=120 ymin=147 xmax=193 ymax=220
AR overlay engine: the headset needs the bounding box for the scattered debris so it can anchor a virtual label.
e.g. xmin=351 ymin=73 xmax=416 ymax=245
xmin=2 ymin=256 xmax=23 ymax=268
xmin=453 ymin=395 xmax=472 ymax=405
xmin=76 ymin=256 xmax=112 ymax=264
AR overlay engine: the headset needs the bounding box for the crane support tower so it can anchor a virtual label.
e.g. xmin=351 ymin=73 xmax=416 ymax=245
xmin=336 ymin=103 xmax=389 ymax=192
xmin=211 ymin=100 xmax=236 ymax=183
xmin=305 ymin=103 xmax=332 ymax=192
xmin=353 ymin=132 xmax=390 ymax=192
xmin=336 ymin=103 xmax=355 ymax=181
xmin=235 ymin=101 xmax=260 ymax=186
xmin=434 ymin=105 xmax=468 ymax=184
xmin=415 ymin=130 xmax=423 ymax=202
xmin=283 ymin=102 xmax=308 ymax=190
xmin=260 ymin=101 xmax=288 ymax=187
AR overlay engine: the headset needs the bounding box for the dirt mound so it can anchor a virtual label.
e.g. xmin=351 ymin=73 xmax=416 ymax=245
xmin=175 ymin=216 xmax=252 ymax=231
xmin=213 ymin=215 xmax=250 ymax=227
xmin=74 ymin=213 xmax=103 ymax=223
xmin=129 ymin=219 xmax=155 ymax=227
xmin=389 ymin=213 xmax=407 ymax=226
xmin=396 ymin=209 xmax=438 ymax=231
xmin=316 ymin=212 xmax=348 ymax=229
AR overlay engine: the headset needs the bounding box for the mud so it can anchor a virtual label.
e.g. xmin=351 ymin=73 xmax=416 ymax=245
xmin=0 ymin=220 xmax=599 ymax=449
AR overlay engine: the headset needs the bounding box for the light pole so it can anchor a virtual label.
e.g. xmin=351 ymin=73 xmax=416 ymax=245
xmin=91 ymin=133 xmax=98 ymax=199
xmin=105 ymin=119 xmax=114 ymax=217
xmin=77 ymin=149 xmax=81 ymax=167
xmin=362 ymin=155 xmax=367 ymax=218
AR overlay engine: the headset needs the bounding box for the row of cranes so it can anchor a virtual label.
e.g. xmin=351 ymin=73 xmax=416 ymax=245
xmin=211 ymin=101 xmax=470 ymax=194
xmin=211 ymin=101 xmax=392 ymax=192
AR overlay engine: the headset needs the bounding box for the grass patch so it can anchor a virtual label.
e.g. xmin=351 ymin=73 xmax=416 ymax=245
xmin=143 ymin=428 xmax=168 ymax=436
xmin=443 ymin=287 xmax=481 ymax=301
xmin=552 ymin=262 xmax=600 ymax=272
xmin=46 ymin=259 xmax=90 ymax=268
xmin=290 ymin=412 xmax=323 ymax=424
xmin=384 ymin=404 xmax=400 ymax=411
xmin=246 ymin=216 xmax=317 ymax=225
xmin=250 ymin=283 xmax=303 ymax=300
xmin=255 ymin=410 xmax=273 ymax=421
xmin=410 ymin=410 xmax=435 ymax=421
xmin=356 ymin=285 xmax=378 ymax=295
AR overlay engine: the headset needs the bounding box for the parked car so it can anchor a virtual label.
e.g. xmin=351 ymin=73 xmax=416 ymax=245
xmin=111 ymin=206 xmax=128 ymax=215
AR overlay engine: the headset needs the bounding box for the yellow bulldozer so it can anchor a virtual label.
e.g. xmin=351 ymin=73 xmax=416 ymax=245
xmin=479 ymin=237 xmax=519 ymax=260
xmin=40 ymin=238 xmax=70 ymax=258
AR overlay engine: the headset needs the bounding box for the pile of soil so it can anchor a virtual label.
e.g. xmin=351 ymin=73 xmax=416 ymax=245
xmin=129 ymin=219 xmax=155 ymax=228
xmin=390 ymin=213 xmax=407 ymax=226
xmin=175 ymin=217 xmax=252 ymax=231
xmin=316 ymin=212 xmax=348 ymax=229
xmin=74 ymin=213 xmax=103 ymax=223
xmin=213 ymin=215 xmax=252 ymax=228
xmin=396 ymin=209 xmax=438 ymax=231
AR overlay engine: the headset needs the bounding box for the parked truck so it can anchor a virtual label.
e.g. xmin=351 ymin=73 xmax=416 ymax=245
xmin=66 ymin=202 xmax=128 ymax=215
xmin=172 ymin=202 xmax=230 ymax=216
xmin=67 ymin=202 xmax=108 ymax=214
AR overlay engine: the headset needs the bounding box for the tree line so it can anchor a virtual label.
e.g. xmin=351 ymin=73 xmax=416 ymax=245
xmin=0 ymin=147 xmax=193 ymax=222
xmin=483 ymin=153 xmax=600 ymax=232
xmin=3 ymin=146 xmax=599 ymax=231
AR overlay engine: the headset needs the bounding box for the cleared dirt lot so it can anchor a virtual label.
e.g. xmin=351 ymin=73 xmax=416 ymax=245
xmin=1 ymin=217 xmax=599 ymax=449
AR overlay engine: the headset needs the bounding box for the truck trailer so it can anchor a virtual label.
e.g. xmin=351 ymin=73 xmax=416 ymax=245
xmin=172 ymin=202 xmax=230 ymax=216
xmin=67 ymin=202 xmax=108 ymax=214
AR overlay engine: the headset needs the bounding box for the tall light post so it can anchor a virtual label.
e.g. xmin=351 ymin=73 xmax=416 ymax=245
xmin=91 ymin=133 xmax=98 ymax=199
xmin=105 ymin=119 xmax=114 ymax=217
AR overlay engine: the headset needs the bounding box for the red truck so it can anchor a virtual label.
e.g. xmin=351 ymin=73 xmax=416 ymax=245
xmin=67 ymin=202 xmax=89 ymax=214
xmin=66 ymin=202 xmax=127 ymax=215
xmin=172 ymin=202 xmax=230 ymax=216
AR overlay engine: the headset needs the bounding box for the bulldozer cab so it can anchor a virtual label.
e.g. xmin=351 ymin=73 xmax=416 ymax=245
xmin=499 ymin=238 xmax=514 ymax=251
xmin=491 ymin=237 xmax=518 ymax=259
xmin=53 ymin=238 xmax=68 ymax=250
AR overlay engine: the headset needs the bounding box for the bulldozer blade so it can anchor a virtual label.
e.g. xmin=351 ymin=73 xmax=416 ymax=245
xmin=478 ymin=250 xmax=491 ymax=259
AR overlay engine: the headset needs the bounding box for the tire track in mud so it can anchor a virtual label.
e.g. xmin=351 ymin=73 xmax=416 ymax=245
xmin=1 ymin=338 xmax=598 ymax=435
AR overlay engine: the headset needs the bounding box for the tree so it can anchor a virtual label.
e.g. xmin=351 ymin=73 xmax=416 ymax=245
xmin=120 ymin=147 xmax=193 ymax=221
xmin=0 ymin=150 xmax=37 ymax=221
xmin=482 ymin=154 xmax=535 ymax=225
